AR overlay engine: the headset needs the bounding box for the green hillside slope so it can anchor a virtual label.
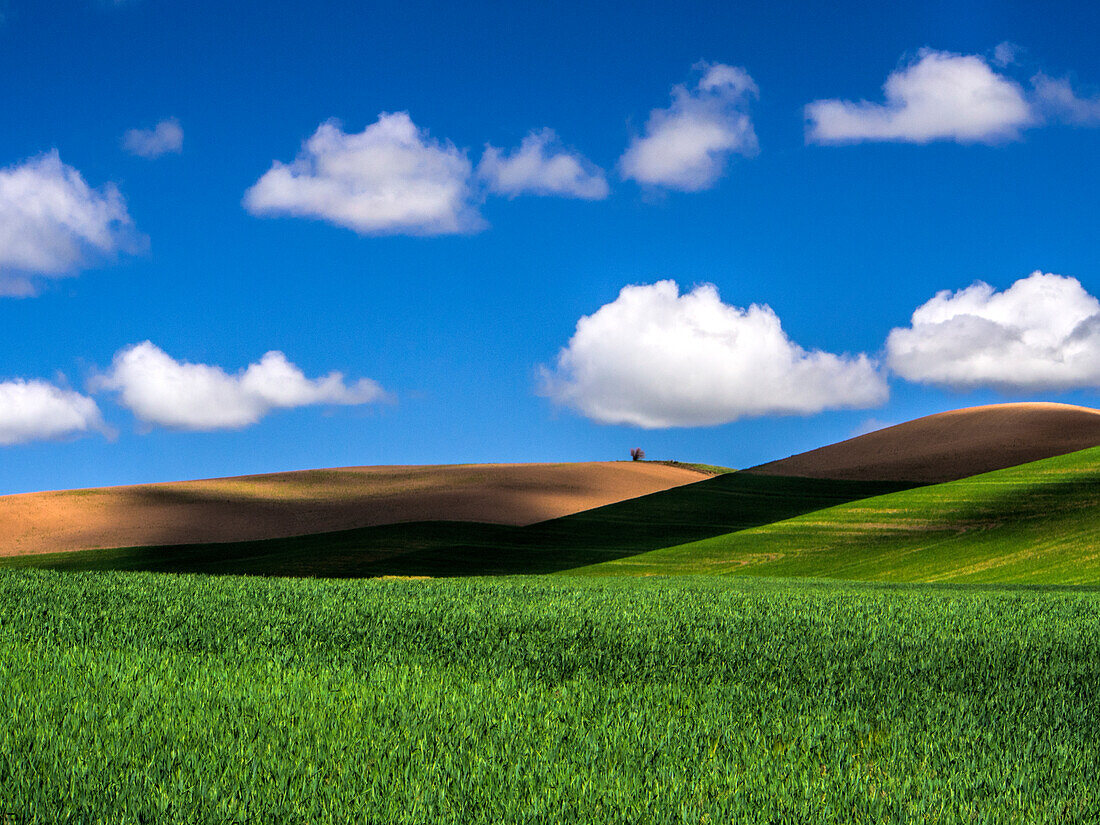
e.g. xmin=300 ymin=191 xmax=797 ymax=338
xmin=581 ymin=446 xmax=1100 ymax=584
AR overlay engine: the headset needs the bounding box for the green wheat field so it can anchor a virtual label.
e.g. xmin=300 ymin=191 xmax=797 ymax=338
xmin=3 ymin=447 xmax=1100 ymax=822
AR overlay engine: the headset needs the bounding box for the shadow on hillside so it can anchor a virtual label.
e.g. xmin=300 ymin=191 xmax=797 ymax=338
xmin=661 ymin=464 xmax=1100 ymax=584
xmin=2 ymin=474 xmax=915 ymax=578
xmin=58 ymin=465 xmax=649 ymax=554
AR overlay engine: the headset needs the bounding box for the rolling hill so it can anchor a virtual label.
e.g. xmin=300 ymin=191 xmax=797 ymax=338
xmin=0 ymin=462 xmax=710 ymax=557
xmin=4 ymin=402 xmax=1100 ymax=583
xmin=583 ymin=445 xmax=1100 ymax=584
xmin=746 ymin=402 xmax=1100 ymax=482
xmin=0 ymin=472 xmax=912 ymax=576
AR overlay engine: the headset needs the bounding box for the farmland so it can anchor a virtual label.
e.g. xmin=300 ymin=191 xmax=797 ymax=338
xmin=2 ymin=570 xmax=1098 ymax=823
xmin=746 ymin=401 xmax=1100 ymax=483
xmin=4 ymin=404 xmax=1100 ymax=822
xmin=0 ymin=472 xmax=910 ymax=577
xmin=0 ymin=461 xmax=709 ymax=557
xmin=7 ymin=444 xmax=1100 ymax=584
xmin=587 ymin=445 xmax=1100 ymax=583
xmin=5 ymin=403 xmax=1100 ymax=584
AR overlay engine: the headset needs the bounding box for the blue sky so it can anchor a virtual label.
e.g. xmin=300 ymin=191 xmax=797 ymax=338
xmin=2 ymin=0 xmax=1100 ymax=493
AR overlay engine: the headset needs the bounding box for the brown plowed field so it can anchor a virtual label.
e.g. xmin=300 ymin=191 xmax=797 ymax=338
xmin=746 ymin=402 xmax=1100 ymax=483
xmin=0 ymin=462 xmax=710 ymax=557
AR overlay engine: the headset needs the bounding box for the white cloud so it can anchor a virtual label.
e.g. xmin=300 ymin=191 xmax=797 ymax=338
xmin=122 ymin=118 xmax=184 ymax=158
xmin=244 ymin=112 xmax=483 ymax=236
xmin=1031 ymin=73 xmax=1100 ymax=125
xmin=540 ymin=280 xmax=887 ymax=428
xmin=886 ymin=271 xmax=1100 ymax=392
xmin=0 ymin=151 xmax=138 ymax=296
xmin=619 ymin=63 xmax=759 ymax=191
xmin=96 ymin=342 xmax=388 ymax=431
xmin=478 ymin=129 xmax=608 ymax=199
xmin=0 ymin=379 xmax=104 ymax=446
xmin=806 ymin=49 xmax=1034 ymax=144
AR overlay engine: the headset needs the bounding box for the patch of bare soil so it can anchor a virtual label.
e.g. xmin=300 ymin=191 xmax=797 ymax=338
xmin=0 ymin=462 xmax=710 ymax=557
xmin=746 ymin=403 xmax=1100 ymax=483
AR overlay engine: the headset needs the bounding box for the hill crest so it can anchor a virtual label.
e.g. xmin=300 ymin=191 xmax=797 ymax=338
xmin=746 ymin=402 xmax=1100 ymax=483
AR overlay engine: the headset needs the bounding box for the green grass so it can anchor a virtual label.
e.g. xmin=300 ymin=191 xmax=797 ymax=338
xmin=584 ymin=445 xmax=1100 ymax=584
xmin=2 ymin=570 xmax=1098 ymax=823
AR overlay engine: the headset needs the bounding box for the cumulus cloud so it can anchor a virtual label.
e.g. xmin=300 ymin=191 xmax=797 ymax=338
xmin=122 ymin=118 xmax=184 ymax=158
xmin=540 ymin=280 xmax=887 ymax=428
xmin=0 ymin=379 xmax=104 ymax=446
xmin=478 ymin=129 xmax=608 ymax=199
xmin=886 ymin=271 xmax=1100 ymax=392
xmin=619 ymin=63 xmax=759 ymax=191
xmin=806 ymin=49 xmax=1035 ymax=144
xmin=95 ymin=342 xmax=388 ymax=431
xmin=244 ymin=112 xmax=482 ymax=236
xmin=0 ymin=151 xmax=139 ymax=296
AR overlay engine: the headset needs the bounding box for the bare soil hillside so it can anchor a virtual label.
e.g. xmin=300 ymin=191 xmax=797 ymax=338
xmin=0 ymin=462 xmax=710 ymax=557
xmin=746 ymin=403 xmax=1100 ymax=483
